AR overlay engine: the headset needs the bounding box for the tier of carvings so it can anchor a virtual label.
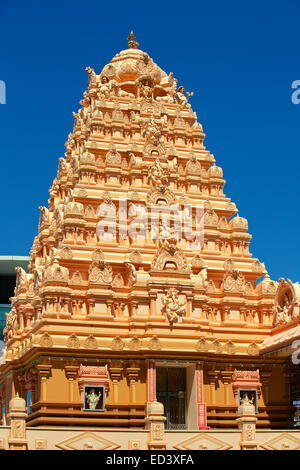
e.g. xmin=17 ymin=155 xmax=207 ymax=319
xmin=1 ymin=38 xmax=282 ymax=367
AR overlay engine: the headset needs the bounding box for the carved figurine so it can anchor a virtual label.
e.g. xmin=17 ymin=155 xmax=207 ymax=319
xmin=240 ymin=392 xmax=254 ymax=405
xmin=176 ymin=86 xmax=194 ymax=109
xmin=142 ymin=116 xmax=162 ymax=145
xmin=147 ymin=159 xmax=169 ymax=192
xmin=125 ymin=262 xmax=137 ymax=286
xmin=274 ymin=293 xmax=293 ymax=325
xmin=162 ymin=288 xmax=186 ymax=324
xmin=80 ymin=90 xmax=91 ymax=108
xmin=98 ymin=75 xmax=111 ymax=98
xmin=85 ymin=388 xmax=101 ymax=410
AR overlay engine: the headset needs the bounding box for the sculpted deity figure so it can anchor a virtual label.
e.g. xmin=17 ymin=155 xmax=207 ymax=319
xmin=139 ymin=79 xmax=153 ymax=100
xmin=85 ymin=388 xmax=101 ymax=410
xmin=274 ymin=292 xmax=294 ymax=325
xmin=147 ymin=159 xmax=169 ymax=192
xmin=85 ymin=66 xmax=97 ymax=87
xmin=176 ymin=86 xmax=194 ymax=109
xmin=98 ymin=75 xmax=111 ymax=98
xmin=110 ymin=79 xmax=135 ymax=98
xmin=162 ymin=288 xmax=186 ymax=324
xmin=240 ymin=392 xmax=254 ymax=405
xmin=157 ymin=226 xmax=179 ymax=255
xmin=3 ymin=307 xmax=18 ymax=341
xmin=15 ymin=266 xmax=27 ymax=290
xmin=125 ymin=262 xmax=137 ymax=286
xmin=80 ymin=90 xmax=91 ymax=108
xmin=142 ymin=116 xmax=162 ymax=145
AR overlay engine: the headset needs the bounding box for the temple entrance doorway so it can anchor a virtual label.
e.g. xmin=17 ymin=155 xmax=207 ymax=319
xmin=156 ymin=367 xmax=187 ymax=430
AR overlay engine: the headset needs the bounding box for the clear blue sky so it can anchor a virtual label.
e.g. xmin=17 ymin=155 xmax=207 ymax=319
xmin=0 ymin=0 xmax=299 ymax=283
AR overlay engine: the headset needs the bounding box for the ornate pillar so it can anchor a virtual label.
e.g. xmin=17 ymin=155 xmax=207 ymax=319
xmin=260 ymin=370 xmax=272 ymax=407
xmin=145 ymin=401 xmax=167 ymax=450
xmin=196 ymin=362 xmax=209 ymax=430
xmin=201 ymin=305 xmax=208 ymax=321
xmin=150 ymin=294 xmax=156 ymax=316
xmin=106 ymin=299 xmax=114 ymax=316
xmin=283 ymin=368 xmax=292 ymax=404
xmin=37 ymin=363 xmax=52 ymax=402
xmin=131 ymin=301 xmax=138 ymax=317
xmin=186 ymin=295 xmax=193 ymax=317
xmin=24 ymin=368 xmax=38 ymax=406
xmin=236 ymin=399 xmax=258 ymax=450
xmin=109 ymin=362 xmax=123 ymax=403
xmin=223 ymin=306 xmax=230 ymax=322
xmin=0 ymin=387 xmax=6 ymax=425
xmin=147 ymin=360 xmax=156 ymax=403
xmin=126 ymin=362 xmax=140 ymax=403
xmin=17 ymin=375 xmax=26 ymax=401
xmin=8 ymin=395 xmax=28 ymax=450
xmin=64 ymin=362 xmax=79 ymax=402
xmin=207 ymin=369 xmax=218 ymax=405
xmin=220 ymin=370 xmax=233 ymax=406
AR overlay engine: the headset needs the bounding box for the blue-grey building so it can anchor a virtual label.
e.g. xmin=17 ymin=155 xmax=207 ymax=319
xmin=0 ymin=256 xmax=29 ymax=340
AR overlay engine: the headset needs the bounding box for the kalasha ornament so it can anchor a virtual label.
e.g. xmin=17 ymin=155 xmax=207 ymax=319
xmin=127 ymin=31 xmax=139 ymax=49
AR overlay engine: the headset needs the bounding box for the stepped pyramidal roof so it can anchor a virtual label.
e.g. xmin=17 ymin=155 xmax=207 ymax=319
xmin=2 ymin=35 xmax=281 ymax=365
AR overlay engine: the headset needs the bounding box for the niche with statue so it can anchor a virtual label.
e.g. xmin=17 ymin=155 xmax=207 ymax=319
xmin=83 ymin=385 xmax=105 ymax=411
xmin=238 ymin=389 xmax=258 ymax=413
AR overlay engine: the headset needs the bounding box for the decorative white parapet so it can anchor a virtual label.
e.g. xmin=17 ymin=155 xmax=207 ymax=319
xmin=236 ymin=396 xmax=258 ymax=450
xmin=145 ymin=400 xmax=167 ymax=450
xmin=7 ymin=394 xmax=28 ymax=450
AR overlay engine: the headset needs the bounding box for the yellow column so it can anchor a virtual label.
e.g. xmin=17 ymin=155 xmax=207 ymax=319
xmin=260 ymin=370 xmax=272 ymax=407
xmin=64 ymin=363 xmax=79 ymax=402
xmin=37 ymin=363 xmax=52 ymax=402
xmin=109 ymin=362 xmax=123 ymax=403
xmin=207 ymin=369 xmax=218 ymax=405
xmin=221 ymin=370 xmax=233 ymax=406
xmin=126 ymin=362 xmax=140 ymax=403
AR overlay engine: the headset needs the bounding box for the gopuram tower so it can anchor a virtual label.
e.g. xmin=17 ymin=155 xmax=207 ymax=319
xmin=0 ymin=34 xmax=291 ymax=430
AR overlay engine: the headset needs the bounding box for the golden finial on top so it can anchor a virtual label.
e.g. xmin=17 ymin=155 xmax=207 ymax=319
xmin=127 ymin=31 xmax=139 ymax=49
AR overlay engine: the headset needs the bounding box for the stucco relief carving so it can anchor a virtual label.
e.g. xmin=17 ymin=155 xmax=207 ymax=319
xmin=222 ymin=270 xmax=246 ymax=293
xmin=45 ymin=258 xmax=69 ymax=283
xmin=71 ymin=271 xmax=82 ymax=284
xmin=147 ymin=158 xmax=169 ymax=192
xmin=105 ymin=145 xmax=122 ymax=166
xmin=196 ymin=338 xmax=209 ymax=352
xmin=162 ymin=288 xmax=186 ymax=324
xmin=128 ymin=336 xmax=141 ymax=351
xmin=39 ymin=333 xmax=53 ymax=348
xmin=224 ymin=341 xmax=236 ymax=354
xmin=186 ymin=153 xmax=201 ymax=175
xmin=89 ymin=261 xmax=113 ymax=284
xmin=273 ymin=278 xmax=300 ymax=326
xmin=125 ymin=262 xmax=137 ymax=286
xmin=85 ymin=335 xmax=98 ymax=349
xmin=151 ymin=237 xmax=189 ymax=273
xmin=148 ymin=336 xmax=161 ymax=350
xmin=3 ymin=307 xmax=17 ymax=342
xmin=212 ymin=340 xmax=222 ymax=353
xmin=67 ymin=334 xmax=80 ymax=349
xmin=248 ymin=343 xmax=259 ymax=356
xmin=111 ymin=337 xmax=125 ymax=351
xmin=204 ymin=209 xmax=218 ymax=226
xmin=129 ymin=250 xmax=142 ymax=265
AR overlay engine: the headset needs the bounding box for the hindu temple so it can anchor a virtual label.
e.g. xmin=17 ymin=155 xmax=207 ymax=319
xmin=0 ymin=33 xmax=299 ymax=450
